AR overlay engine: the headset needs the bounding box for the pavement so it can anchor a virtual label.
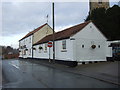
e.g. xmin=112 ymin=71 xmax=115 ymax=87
xmin=25 ymin=59 xmax=120 ymax=86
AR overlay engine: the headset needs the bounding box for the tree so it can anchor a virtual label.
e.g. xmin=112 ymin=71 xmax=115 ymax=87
xmin=85 ymin=5 xmax=120 ymax=40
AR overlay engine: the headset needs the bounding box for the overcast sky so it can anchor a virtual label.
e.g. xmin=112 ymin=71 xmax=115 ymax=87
xmin=0 ymin=0 xmax=119 ymax=48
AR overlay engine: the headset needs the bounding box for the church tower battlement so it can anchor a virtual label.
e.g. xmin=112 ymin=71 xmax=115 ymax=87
xmin=90 ymin=0 xmax=109 ymax=13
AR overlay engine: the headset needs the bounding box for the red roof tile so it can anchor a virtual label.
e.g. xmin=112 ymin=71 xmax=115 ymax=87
xmin=33 ymin=21 xmax=91 ymax=45
xmin=19 ymin=23 xmax=47 ymax=41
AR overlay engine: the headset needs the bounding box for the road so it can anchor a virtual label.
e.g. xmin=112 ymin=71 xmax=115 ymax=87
xmin=2 ymin=59 xmax=119 ymax=88
xmin=0 ymin=59 xmax=2 ymax=89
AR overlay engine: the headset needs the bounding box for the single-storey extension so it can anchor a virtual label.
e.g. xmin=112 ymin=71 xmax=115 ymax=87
xmin=33 ymin=21 xmax=112 ymax=65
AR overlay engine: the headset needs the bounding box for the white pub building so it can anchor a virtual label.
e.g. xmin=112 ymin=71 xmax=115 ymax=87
xmin=19 ymin=23 xmax=53 ymax=59
xmin=19 ymin=21 xmax=112 ymax=66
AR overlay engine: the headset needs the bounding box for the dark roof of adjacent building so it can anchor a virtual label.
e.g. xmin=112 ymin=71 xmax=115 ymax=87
xmin=33 ymin=21 xmax=91 ymax=46
xmin=109 ymin=42 xmax=120 ymax=47
xmin=19 ymin=23 xmax=47 ymax=41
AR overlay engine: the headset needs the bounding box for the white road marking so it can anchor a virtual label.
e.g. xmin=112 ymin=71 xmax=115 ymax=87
xmin=9 ymin=62 xmax=20 ymax=70
xmin=12 ymin=64 xmax=20 ymax=70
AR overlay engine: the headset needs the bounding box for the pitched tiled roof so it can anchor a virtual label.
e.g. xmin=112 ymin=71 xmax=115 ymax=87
xmin=19 ymin=23 xmax=47 ymax=41
xmin=33 ymin=21 xmax=91 ymax=46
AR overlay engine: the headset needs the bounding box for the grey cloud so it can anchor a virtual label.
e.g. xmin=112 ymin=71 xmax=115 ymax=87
xmin=2 ymin=2 xmax=52 ymax=36
xmin=54 ymin=2 xmax=89 ymax=27
xmin=2 ymin=2 xmax=89 ymax=36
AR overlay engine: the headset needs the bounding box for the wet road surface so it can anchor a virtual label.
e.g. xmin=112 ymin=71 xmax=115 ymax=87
xmin=0 ymin=60 xmax=2 ymax=89
xmin=2 ymin=59 xmax=119 ymax=88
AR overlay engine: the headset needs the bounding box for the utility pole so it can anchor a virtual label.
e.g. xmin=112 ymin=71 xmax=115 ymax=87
xmin=32 ymin=35 xmax=34 ymax=58
xmin=46 ymin=14 xmax=48 ymax=24
xmin=52 ymin=2 xmax=55 ymax=63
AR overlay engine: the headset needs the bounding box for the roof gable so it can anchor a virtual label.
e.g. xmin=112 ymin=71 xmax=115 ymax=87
xmin=19 ymin=23 xmax=47 ymax=41
xmin=33 ymin=21 xmax=91 ymax=45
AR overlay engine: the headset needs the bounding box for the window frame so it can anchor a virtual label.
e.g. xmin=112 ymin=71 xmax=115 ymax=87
xmin=44 ymin=43 xmax=47 ymax=53
xmin=62 ymin=40 xmax=67 ymax=50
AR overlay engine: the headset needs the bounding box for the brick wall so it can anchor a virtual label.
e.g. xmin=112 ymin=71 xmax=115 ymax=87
xmin=4 ymin=54 xmax=19 ymax=59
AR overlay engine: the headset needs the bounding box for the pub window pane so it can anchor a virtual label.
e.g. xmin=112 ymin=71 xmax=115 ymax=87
xmin=45 ymin=43 xmax=47 ymax=51
xmin=62 ymin=40 xmax=66 ymax=49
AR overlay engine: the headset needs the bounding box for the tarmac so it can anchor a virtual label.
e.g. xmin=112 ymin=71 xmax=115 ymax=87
xmin=0 ymin=60 xmax=2 ymax=89
xmin=2 ymin=58 xmax=120 ymax=88
xmin=2 ymin=59 xmax=119 ymax=88
xmin=26 ymin=59 xmax=120 ymax=86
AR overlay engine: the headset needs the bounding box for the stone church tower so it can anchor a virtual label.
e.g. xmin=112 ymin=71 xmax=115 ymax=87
xmin=89 ymin=0 xmax=109 ymax=13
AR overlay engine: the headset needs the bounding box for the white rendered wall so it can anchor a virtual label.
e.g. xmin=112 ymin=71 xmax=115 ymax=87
xmin=55 ymin=39 xmax=74 ymax=61
xmin=30 ymin=22 xmax=110 ymax=62
xmin=19 ymin=35 xmax=33 ymax=58
xmin=19 ymin=24 xmax=53 ymax=59
xmin=33 ymin=39 xmax=74 ymax=61
xmin=33 ymin=43 xmax=50 ymax=59
xmin=25 ymin=35 xmax=33 ymax=58
xmin=19 ymin=40 xmax=24 ymax=58
xmin=72 ymin=22 xmax=107 ymax=62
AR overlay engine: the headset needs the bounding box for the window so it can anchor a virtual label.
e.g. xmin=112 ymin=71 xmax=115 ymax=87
xmin=82 ymin=45 xmax=84 ymax=48
xmin=29 ymin=49 xmax=31 ymax=55
xmin=24 ymin=50 xmax=26 ymax=55
xmin=23 ymin=45 xmax=26 ymax=48
xmin=29 ymin=38 xmax=31 ymax=43
xmin=98 ymin=0 xmax=102 ymax=4
xmin=98 ymin=45 xmax=100 ymax=48
xmin=62 ymin=40 xmax=66 ymax=49
xmin=19 ymin=43 xmax=21 ymax=48
xmin=44 ymin=43 xmax=47 ymax=52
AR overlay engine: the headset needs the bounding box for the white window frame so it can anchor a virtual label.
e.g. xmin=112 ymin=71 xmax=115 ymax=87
xmin=61 ymin=40 xmax=67 ymax=52
xmin=62 ymin=40 xmax=66 ymax=50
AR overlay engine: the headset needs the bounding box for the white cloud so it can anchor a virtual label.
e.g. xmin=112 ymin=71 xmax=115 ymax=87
xmin=2 ymin=2 xmax=89 ymax=36
xmin=0 ymin=32 xmax=27 ymax=49
xmin=54 ymin=2 xmax=89 ymax=28
xmin=2 ymin=2 xmax=52 ymax=36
